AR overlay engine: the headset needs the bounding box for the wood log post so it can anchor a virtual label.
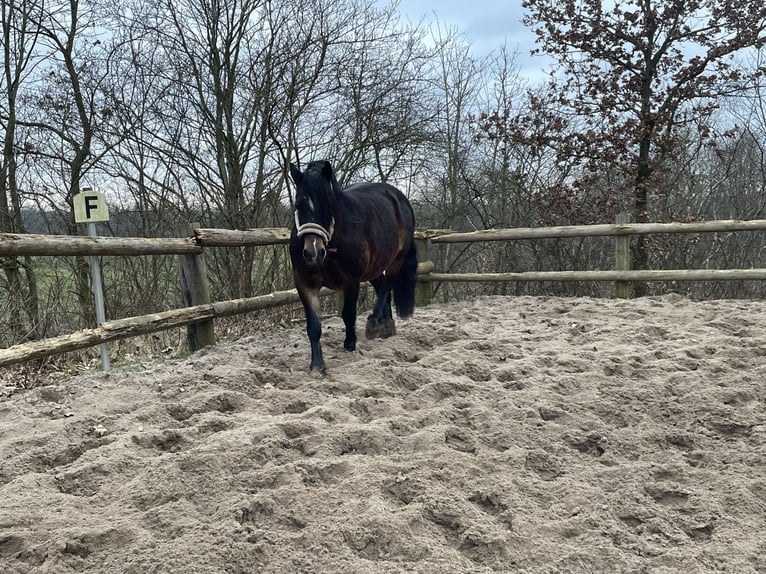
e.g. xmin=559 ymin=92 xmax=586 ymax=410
xmin=178 ymin=223 xmax=215 ymax=351
xmin=415 ymin=237 xmax=432 ymax=307
xmin=614 ymin=212 xmax=633 ymax=299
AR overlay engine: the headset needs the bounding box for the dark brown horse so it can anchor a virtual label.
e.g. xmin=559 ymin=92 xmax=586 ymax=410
xmin=289 ymin=160 xmax=417 ymax=375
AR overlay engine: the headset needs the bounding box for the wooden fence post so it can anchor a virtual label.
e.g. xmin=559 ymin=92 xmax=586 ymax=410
xmin=178 ymin=222 xmax=216 ymax=351
xmin=415 ymin=237 xmax=432 ymax=307
xmin=614 ymin=212 xmax=632 ymax=299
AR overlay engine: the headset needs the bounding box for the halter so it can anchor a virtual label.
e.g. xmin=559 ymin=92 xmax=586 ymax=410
xmin=294 ymin=211 xmax=335 ymax=244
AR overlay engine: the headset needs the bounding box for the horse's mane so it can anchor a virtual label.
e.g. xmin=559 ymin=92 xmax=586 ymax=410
xmin=304 ymin=161 xmax=342 ymax=196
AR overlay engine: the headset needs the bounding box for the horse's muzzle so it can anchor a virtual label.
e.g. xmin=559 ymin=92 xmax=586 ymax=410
xmin=302 ymin=235 xmax=327 ymax=267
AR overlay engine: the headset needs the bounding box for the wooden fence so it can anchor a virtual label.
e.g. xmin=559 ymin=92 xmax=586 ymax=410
xmin=2 ymin=218 xmax=766 ymax=368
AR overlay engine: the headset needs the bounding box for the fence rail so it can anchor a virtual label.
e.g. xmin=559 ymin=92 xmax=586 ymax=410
xmin=2 ymin=218 xmax=766 ymax=368
xmin=5 ymin=218 xmax=766 ymax=257
xmin=0 ymin=288 xmax=334 ymax=367
xmin=424 ymin=269 xmax=766 ymax=282
xmin=0 ymin=233 xmax=201 ymax=256
xmin=420 ymin=218 xmax=766 ymax=242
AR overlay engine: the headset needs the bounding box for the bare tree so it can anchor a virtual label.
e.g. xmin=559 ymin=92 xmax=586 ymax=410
xmin=6 ymin=0 xmax=128 ymax=329
xmin=520 ymin=0 xmax=766 ymax=294
xmin=314 ymin=7 xmax=434 ymax=183
xmin=0 ymin=0 xmax=43 ymax=344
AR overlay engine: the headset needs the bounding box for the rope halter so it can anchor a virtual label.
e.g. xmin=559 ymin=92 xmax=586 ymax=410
xmin=294 ymin=211 xmax=335 ymax=244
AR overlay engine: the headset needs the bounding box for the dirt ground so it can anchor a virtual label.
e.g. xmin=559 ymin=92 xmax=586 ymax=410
xmin=1 ymin=294 xmax=764 ymax=573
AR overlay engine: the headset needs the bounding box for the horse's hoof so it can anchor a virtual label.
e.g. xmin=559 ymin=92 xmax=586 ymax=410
xmin=365 ymin=316 xmax=381 ymax=339
xmin=380 ymin=319 xmax=396 ymax=339
xmin=379 ymin=318 xmax=396 ymax=338
xmin=344 ymin=340 xmax=356 ymax=351
xmin=365 ymin=316 xmax=396 ymax=339
xmin=309 ymin=364 xmax=326 ymax=377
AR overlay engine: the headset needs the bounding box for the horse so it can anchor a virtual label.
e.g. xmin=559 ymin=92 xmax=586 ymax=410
xmin=288 ymin=160 xmax=418 ymax=375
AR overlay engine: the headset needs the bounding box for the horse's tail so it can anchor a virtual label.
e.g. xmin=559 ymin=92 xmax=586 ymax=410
xmin=394 ymin=240 xmax=417 ymax=318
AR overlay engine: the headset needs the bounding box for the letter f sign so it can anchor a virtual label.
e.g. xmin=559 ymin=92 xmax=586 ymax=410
xmin=73 ymin=189 xmax=110 ymax=223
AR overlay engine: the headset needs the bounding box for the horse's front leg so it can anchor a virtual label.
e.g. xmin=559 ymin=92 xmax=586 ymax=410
xmin=341 ymin=284 xmax=360 ymax=351
xmin=298 ymin=287 xmax=325 ymax=375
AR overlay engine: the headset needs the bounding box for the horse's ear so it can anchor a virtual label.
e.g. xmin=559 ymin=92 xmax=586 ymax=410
xmin=322 ymin=161 xmax=342 ymax=196
xmin=321 ymin=161 xmax=334 ymax=181
xmin=289 ymin=163 xmax=302 ymax=186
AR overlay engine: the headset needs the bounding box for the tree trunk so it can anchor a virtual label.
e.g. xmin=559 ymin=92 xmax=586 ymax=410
xmin=632 ymin=63 xmax=655 ymax=297
xmin=1 ymin=110 xmax=41 ymax=342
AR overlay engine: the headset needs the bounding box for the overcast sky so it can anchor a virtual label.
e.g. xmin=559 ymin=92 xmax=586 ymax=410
xmin=391 ymin=0 xmax=550 ymax=79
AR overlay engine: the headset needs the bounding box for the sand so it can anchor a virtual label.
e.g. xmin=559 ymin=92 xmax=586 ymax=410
xmin=0 ymin=294 xmax=764 ymax=573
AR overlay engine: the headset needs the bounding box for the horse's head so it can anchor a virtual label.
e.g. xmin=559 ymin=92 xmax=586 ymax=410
xmin=289 ymin=160 xmax=340 ymax=268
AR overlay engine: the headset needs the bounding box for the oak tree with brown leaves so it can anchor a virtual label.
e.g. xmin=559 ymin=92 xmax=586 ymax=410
xmin=513 ymin=0 xmax=766 ymax=293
